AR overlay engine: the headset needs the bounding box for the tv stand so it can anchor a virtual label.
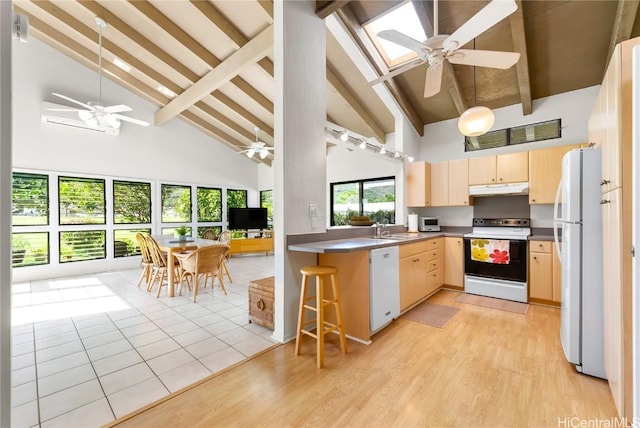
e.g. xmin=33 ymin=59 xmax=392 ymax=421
xmin=229 ymin=230 xmax=273 ymax=256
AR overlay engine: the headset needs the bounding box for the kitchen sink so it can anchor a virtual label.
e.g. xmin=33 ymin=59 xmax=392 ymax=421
xmin=378 ymin=234 xmax=415 ymax=240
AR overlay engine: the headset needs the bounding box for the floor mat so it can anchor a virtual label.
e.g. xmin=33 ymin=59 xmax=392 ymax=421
xmin=400 ymin=301 xmax=460 ymax=329
xmin=455 ymin=293 xmax=529 ymax=314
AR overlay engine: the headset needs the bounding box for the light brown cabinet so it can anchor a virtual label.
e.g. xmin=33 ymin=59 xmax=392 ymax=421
xmin=399 ymin=238 xmax=443 ymax=311
xmin=444 ymin=237 xmax=464 ymax=289
xmin=468 ymin=152 xmax=529 ymax=185
xmin=528 ymin=240 xmax=560 ymax=305
xmin=587 ymin=37 xmax=639 ymax=420
xmin=528 ymin=144 xmax=581 ymax=204
xmin=406 ymin=161 xmax=431 ymax=207
xmin=431 ymin=159 xmax=470 ymax=207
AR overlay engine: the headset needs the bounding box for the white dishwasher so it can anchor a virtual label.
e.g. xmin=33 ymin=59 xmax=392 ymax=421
xmin=369 ymin=246 xmax=400 ymax=333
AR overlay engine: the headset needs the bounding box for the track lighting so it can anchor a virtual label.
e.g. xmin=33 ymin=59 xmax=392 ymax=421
xmin=379 ymin=146 xmax=386 ymax=155
xmin=359 ymin=140 xmax=366 ymax=149
xmin=407 ymin=156 xmax=414 ymax=162
xmin=340 ymin=130 xmax=349 ymax=142
xmin=394 ymin=152 xmax=401 ymax=158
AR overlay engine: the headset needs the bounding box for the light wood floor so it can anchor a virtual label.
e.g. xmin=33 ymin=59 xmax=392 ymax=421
xmin=108 ymin=290 xmax=617 ymax=427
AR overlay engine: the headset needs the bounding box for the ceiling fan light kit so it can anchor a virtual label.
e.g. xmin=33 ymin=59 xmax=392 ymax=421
xmin=240 ymin=126 xmax=274 ymax=159
xmin=44 ymin=16 xmax=149 ymax=133
xmin=371 ymin=0 xmax=520 ymax=102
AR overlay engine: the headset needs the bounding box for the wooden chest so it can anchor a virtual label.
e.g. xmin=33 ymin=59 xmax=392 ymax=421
xmin=248 ymin=276 xmax=274 ymax=330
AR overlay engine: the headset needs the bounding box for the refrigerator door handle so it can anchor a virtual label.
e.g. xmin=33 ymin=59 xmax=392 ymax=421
xmin=553 ymin=179 xmax=563 ymax=257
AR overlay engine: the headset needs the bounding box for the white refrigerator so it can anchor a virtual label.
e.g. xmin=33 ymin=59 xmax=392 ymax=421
xmin=553 ymin=147 xmax=606 ymax=379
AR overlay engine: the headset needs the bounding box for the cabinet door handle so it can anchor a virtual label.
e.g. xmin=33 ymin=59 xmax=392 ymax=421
xmin=256 ymin=299 xmax=265 ymax=311
xmin=531 ymin=199 xmax=536 ymax=203
xmin=533 ymin=256 xmax=537 ymax=260
xmin=600 ymin=179 xmax=610 ymax=186
xmin=499 ymin=178 xmax=503 ymax=181
xmin=600 ymin=199 xmax=610 ymax=205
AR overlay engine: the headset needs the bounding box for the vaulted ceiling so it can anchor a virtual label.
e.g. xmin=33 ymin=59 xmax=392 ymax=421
xmin=14 ymin=1 xmax=640 ymax=166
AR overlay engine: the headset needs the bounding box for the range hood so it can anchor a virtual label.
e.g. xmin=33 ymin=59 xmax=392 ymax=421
xmin=468 ymin=182 xmax=529 ymax=197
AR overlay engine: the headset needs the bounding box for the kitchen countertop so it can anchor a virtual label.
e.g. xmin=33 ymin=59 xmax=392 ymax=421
xmin=287 ymin=232 xmax=445 ymax=254
xmin=529 ymin=235 xmax=555 ymax=241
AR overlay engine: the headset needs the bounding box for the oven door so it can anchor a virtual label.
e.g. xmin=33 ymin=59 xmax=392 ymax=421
xmin=464 ymin=237 xmax=527 ymax=282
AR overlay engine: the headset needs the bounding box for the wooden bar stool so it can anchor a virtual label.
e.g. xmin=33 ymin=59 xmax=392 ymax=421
xmin=295 ymin=265 xmax=347 ymax=368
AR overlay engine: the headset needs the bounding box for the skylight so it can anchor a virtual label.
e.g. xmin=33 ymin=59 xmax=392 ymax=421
xmin=364 ymin=2 xmax=426 ymax=67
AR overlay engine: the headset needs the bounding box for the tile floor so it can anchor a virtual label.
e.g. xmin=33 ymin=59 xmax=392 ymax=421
xmin=10 ymin=254 xmax=276 ymax=428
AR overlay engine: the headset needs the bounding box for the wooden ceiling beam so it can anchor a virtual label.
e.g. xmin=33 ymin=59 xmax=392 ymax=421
xmin=510 ymin=0 xmax=532 ymax=115
xmin=604 ymin=0 xmax=640 ymax=74
xmin=327 ymin=64 xmax=386 ymax=143
xmin=316 ymin=1 xmax=353 ymax=20
xmin=21 ymin=1 xmax=264 ymax=144
xmin=257 ymin=0 xmax=274 ymax=21
xmin=155 ymin=25 xmax=273 ymax=126
xmin=17 ymin=8 xmax=268 ymax=164
xmin=75 ymin=0 xmax=272 ymax=137
xmin=129 ymin=1 xmax=273 ymax=114
xmin=336 ymin=6 xmax=424 ymax=137
xmin=411 ymin=0 xmax=467 ymax=115
xmin=189 ymin=0 xmax=273 ymax=78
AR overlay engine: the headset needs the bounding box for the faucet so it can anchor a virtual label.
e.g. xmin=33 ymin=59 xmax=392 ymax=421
xmin=374 ymin=223 xmax=389 ymax=238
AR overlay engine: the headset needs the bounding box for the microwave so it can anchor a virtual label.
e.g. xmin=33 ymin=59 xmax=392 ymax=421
xmin=419 ymin=216 xmax=441 ymax=232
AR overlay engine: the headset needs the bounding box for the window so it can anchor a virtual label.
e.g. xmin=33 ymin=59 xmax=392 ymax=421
xmin=59 ymin=230 xmax=106 ymax=263
xmin=12 ymin=232 xmax=49 ymax=267
xmin=226 ymin=189 xmax=247 ymax=210
xmin=12 ymin=173 xmax=49 ymax=226
xmin=114 ymin=229 xmax=151 ymax=258
xmin=260 ymin=189 xmax=273 ymax=222
xmin=59 ymin=176 xmax=105 ymax=225
xmin=197 ymin=187 xmax=222 ymax=222
xmin=465 ymin=119 xmax=562 ymax=152
xmin=113 ymin=180 xmax=151 ymax=224
xmin=331 ymin=177 xmax=396 ymax=226
xmin=161 ymin=184 xmax=191 ymax=223
xmin=363 ymin=2 xmax=426 ymax=68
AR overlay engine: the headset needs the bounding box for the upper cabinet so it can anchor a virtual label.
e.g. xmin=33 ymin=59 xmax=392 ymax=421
xmin=406 ymin=161 xmax=431 ymax=207
xmin=528 ymin=145 xmax=581 ymax=204
xmin=430 ymin=159 xmax=469 ymax=207
xmin=468 ymin=152 xmax=529 ymax=185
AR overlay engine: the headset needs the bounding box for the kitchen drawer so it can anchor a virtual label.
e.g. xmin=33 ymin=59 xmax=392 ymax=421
xmin=399 ymin=240 xmax=430 ymax=258
xmin=427 ymin=238 xmax=442 ymax=250
xmin=530 ymin=241 xmax=552 ymax=253
xmin=427 ymin=268 xmax=443 ymax=294
xmin=426 ymin=255 xmax=442 ymax=272
xmin=249 ymin=276 xmax=274 ymax=329
xmin=425 ymin=247 xmax=441 ymax=262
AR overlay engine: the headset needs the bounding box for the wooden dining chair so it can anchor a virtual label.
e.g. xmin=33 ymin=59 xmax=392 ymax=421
xmin=175 ymin=244 xmax=229 ymax=302
xmin=217 ymin=230 xmax=233 ymax=282
xmin=135 ymin=233 xmax=153 ymax=289
xmin=145 ymin=235 xmax=179 ymax=297
xmin=202 ymin=229 xmax=217 ymax=240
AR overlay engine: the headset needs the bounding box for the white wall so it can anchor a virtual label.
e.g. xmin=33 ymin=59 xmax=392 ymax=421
xmin=12 ymin=38 xmax=258 ymax=188
xmin=420 ymin=86 xmax=599 ymax=162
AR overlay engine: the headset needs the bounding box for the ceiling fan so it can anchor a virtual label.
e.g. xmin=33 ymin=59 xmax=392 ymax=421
xmin=239 ymin=127 xmax=274 ymax=159
xmin=48 ymin=16 xmax=149 ymax=129
xmin=370 ymin=0 xmax=521 ymax=98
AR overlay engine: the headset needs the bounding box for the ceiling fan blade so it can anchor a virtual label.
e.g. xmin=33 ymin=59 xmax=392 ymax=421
xmin=443 ymin=0 xmax=518 ymax=52
xmin=104 ymin=104 xmax=132 ymax=114
xmin=52 ymin=92 xmax=94 ymax=111
xmin=369 ymin=58 xmax=425 ymax=85
xmin=377 ymin=29 xmax=429 ymax=53
xmin=447 ymin=49 xmax=520 ymax=69
xmin=110 ymin=114 xmax=150 ymax=127
xmin=424 ymin=61 xmax=443 ymax=98
xmin=46 ymin=107 xmax=87 ymax=112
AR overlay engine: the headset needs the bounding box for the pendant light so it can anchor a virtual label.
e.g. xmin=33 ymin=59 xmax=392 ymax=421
xmin=458 ymin=39 xmax=495 ymax=137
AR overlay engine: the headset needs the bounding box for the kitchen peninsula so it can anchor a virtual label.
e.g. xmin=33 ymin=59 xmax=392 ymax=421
xmin=288 ymin=230 xmax=449 ymax=343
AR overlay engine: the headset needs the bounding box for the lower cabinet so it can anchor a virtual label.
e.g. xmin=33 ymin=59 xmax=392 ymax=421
xmin=399 ymin=238 xmax=443 ymax=311
xmin=528 ymin=240 xmax=561 ymax=305
xmin=444 ymin=237 xmax=464 ymax=289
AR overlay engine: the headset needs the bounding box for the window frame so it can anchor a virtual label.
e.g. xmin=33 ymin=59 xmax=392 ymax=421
xmin=161 ymin=184 xmax=192 ymax=224
xmin=58 ymin=175 xmax=107 ymax=226
xmin=12 ymin=172 xmax=50 ymax=227
xmin=113 ymin=179 xmax=152 ymax=225
xmin=330 ymin=176 xmax=396 ymax=226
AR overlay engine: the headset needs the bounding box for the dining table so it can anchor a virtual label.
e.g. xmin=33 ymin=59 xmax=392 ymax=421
xmin=152 ymin=235 xmax=222 ymax=297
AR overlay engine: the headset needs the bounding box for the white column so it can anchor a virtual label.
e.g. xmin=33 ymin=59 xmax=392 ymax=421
xmin=273 ymin=0 xmax=327 ymax=342
xmin=0 ymin=1 xmax=13 ymax=425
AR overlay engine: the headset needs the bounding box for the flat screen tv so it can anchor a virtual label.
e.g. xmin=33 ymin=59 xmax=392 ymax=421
xmin=228 ymin=207 xmax=268 ymax=230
